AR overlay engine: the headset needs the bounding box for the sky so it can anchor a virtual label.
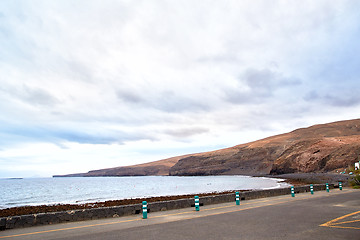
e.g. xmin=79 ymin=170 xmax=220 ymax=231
xmin=1 ymin=0 xmax=360 ymax=178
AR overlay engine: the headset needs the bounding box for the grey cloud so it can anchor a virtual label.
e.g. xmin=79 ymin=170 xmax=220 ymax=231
xmin=55 ymin=131 xmax=119 ymax=144
xmin=0 ymin=119 xmax=154 ymax=147
xmin=304 ymin=90 xmax=319 ymax=101
xmin=116 ymin=89 xmax=144 ymax=103
xmin=244 ymin=68 xmax=300 ymax=92
xmin=0 ymin=84 xmax=59 ymax=107
xmin=155 ymin=91 xmax=210 ymax=113
xmin=63 ymin=59 xmax=95 ymax=83
xmin=116 ymin=89 xmax=210 ymax=113
xmin=51 ymin=128 xmax=154 ymax=145
xmin=225 ymin=90 xmax=258 ymax=105
xmin=164 ymin=127 xmax=209 ymax=138
xmin=21 ymin=86 xmax=59 ymax=106
xmin=305 ymin=90 xmax=360 ymax=107
xmin=226 ymin=68 xmax=301 ymax=104
xmin=325 ymin=95 xmax=360 ymax=107
xmin=197 ymin=54 xmax=240 ymax=64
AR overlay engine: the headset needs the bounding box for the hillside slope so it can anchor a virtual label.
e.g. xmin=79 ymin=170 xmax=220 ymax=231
xmin=54 ymin=119 xmax=360 ymax=177
xmin=53 ymin=154 xmax=196 ymax=177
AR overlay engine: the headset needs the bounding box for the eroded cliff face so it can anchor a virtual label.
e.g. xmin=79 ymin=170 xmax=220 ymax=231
xmin=55 ymin=119 xmax=360 ymax=177
xmin=269 ymin=136 xmax=360 ymax=174
xmin=169 ymin=119 xmax=360 ymax=176
xmin=169 ymin=146 xmax=279 ymax=176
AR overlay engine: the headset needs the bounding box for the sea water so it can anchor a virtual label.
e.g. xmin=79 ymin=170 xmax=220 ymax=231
xmin=0 ymin=176 xmax=288 ymax=209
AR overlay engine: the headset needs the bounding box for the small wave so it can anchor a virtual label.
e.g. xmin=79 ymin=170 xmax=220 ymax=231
xmin=75 ymin=198 xmax=104 ymax=203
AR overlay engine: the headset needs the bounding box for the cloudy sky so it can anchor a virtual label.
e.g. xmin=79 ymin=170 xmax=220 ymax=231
xmin=1 ymin=0 xmax=360 ymax=178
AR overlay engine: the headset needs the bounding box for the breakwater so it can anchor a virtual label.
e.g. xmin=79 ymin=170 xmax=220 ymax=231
xmin=0 ymin=184 xmax=335 ymax=230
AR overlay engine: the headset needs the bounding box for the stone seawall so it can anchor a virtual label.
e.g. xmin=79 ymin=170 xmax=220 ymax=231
xmin=0 ymin=184 xmax=334 ymax=230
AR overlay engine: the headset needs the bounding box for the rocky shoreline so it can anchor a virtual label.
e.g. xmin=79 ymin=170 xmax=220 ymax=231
xmin=0 ymin=191 xmax=246 ymax=218
xmin=0 ymin=173 xmax=350 ymax=218
xmin=265 ymin=172 xmax=351 ymax=185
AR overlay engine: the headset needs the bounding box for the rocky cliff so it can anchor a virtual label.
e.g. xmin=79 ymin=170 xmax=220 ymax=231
xmin=54 ymin=119 xmax=360 ymax=177
xmin=170 ymin=119 xmax=360 ymax=175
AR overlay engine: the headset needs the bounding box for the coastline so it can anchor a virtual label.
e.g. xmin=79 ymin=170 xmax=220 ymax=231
xmin=0 ymin=173 xmax=350 ymax=218
xmin=0 ymin=175 xmax=284 ymax=211
xmin=264 ymin=172 xmax=351 ymax=186
xmin=0 ymin=190 xmax=245 ymax=218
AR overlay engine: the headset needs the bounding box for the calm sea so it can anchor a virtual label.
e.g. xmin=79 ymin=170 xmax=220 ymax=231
xmin=0 ymin=176 xmax=288 ymax=209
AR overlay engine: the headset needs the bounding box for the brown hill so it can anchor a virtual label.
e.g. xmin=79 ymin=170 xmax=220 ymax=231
xmin=53 ymin=154 xmax=197 ymax=177
xmin=54 ymin=119 xmax=360 ymax=177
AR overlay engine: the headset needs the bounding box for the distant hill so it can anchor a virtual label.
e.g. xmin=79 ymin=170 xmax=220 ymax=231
xmin=54 ymin=155 xmax=188 ymax=177
xmin=54 ymin=119 xmax=360 ymax=177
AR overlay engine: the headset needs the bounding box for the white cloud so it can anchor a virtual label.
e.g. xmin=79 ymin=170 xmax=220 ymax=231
xmin=1 ymin=0 xmax=360 ymax=177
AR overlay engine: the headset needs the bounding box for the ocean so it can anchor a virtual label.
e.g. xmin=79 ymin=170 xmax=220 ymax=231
xmin=0 ymin=176 xmax=288 ymax=209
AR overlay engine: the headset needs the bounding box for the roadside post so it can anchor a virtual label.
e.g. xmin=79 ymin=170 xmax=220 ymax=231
xmin=236 ymin=192 xmax=240 ymax=205
xmin=326 ymin=183 xmax=329 ymax=192
xmin=195 ymin=196 xmax=200 ymax=211
xmin=310 ymin=184 xmax=314 ymax=195
xmin=339 ymin=182 xmax=342 ymax=190
xmin=142 ymin=201 xmax=148 ymax=219
xmin=291 ymin=186 xmax=295 ymax=197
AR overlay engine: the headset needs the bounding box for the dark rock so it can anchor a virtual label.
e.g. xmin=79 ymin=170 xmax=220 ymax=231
xmin=6 ymin=216 xmax=21 ymax=229
xmin=21 ymin=215 xmax=36 ymax=227
xmin=0 ymin=217 xmax=6 ymax=230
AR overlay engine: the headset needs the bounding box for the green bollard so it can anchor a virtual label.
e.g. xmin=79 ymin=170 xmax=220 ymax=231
xmin=291 ymin=186 xmax=295 ymax=197
xmin=142 ymin=201 xmax=147 ymax=219
xmin=326 ymin=183 xmax=329 ymax=192
xmin=339 ymin=182 xmax=342 ymax=190
xmin=235 ymin=192 xmax=240 ymax=205
xmin=310 ymin=184 xmax=314 ymax=195
xmin=195 ymin=196 xmax=200 ymax=211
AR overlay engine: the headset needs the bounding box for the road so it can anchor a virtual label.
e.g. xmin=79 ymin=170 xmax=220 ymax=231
xmin=1 ymin=188 xmax=359 ymax=240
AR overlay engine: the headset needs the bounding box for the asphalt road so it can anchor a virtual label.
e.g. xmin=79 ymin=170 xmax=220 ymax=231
xmin=1 ymin=188 xmax=359 ymax=240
